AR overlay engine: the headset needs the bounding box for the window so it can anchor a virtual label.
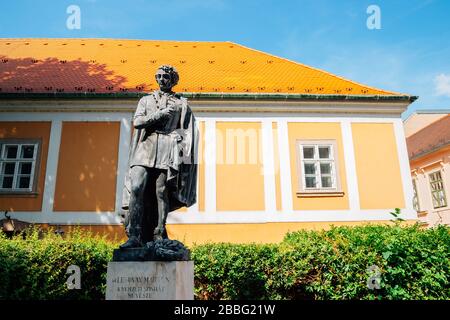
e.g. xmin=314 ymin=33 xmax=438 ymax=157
xmin=0 ymin=140 xmax=40 ymax=193
xmin=296 ymin=140 xmax=343 ymax=196
xmin=412 ymin=179 xmax=420 ymax=212
xmin=429 ymin=171 xmax=447 ymax=208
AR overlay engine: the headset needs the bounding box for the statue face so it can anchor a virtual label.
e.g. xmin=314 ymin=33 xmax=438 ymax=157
xmin=155 ymin=69 xmax=173 ymax=91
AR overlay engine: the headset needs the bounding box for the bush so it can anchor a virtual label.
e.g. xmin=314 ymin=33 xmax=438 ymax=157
xmin=0 ymin=227 xmax=115 ymax=300
xmin=0 ymin=223 xmax=448 ymax=300
xmin=192 ymin=224 xmax=450 ymax=300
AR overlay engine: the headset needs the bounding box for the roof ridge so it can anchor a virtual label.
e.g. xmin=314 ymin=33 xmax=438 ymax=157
xmin=0 ymin=37 xmax=229 ymax=44
xmin=229 ymin=41 xmax=408 ymax=96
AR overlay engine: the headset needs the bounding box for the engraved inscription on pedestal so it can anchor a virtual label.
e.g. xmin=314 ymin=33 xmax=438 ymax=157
xmin=105 ymin=261 xmax=194 ymax=300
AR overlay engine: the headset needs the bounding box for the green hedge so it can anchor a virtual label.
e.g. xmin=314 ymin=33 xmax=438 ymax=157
xmin=0 ymin=224 xmax=449 ymax=300
xmin=194 ymin=224 xmax=450 ymax=299
xmin=0 ymin=229 xmax=113 ymax=300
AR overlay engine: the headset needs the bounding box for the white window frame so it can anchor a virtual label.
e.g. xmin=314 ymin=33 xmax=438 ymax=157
xmin=0 ymin=139 xmax=41 ymax=194
xmin=296 ymin=139 xmax=344 ymax=197
xmin=412 ymin=178 xmax=421 ymax=212
xmin=428 ymin=170 xmax=447 ymax=209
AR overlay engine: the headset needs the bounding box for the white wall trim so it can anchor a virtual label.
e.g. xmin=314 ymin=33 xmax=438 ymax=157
xmin=5 ymin=208 xmax=418 ymax=225
xmin=0 ymin=112 xmax=132 ymax=122
xmin=340 ymin=120 xmax=361 ymax=211
xmin=114 ymin=117 xmax=132 ymax=214
xmin=261 ymin=120 xmax=277 ymax=213
xmin=393 ymin=119 xmax=418 ymax=220
xmin=41 ymin=120 xmax=62 ymax=217
xmin=5 ymin=212 xmax=122 ymax=224
xmin=204 ymin=119 xmax=217 ymax=213
xmin=195 ymin=115 xmax=399 ymax=122
xmin=0 ymin=100 xmax=409 ymax=116
xmin=277 ymin=120 xmax=294 ymax=213
xmin=167 ymin=208 xmax=418 ymax=224
xmin=187 ymin=120 xmax=202 ymax=213
xmin=1 ymin=112 xmax=399 ymax=124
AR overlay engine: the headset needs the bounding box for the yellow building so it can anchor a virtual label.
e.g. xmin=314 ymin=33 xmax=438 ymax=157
xmin=0 ymin=38 xmax=418 ymax=244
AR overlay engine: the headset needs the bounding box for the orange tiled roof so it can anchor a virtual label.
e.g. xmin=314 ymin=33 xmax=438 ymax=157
xmin=407 ymin=115 xmax=450 ymax=159
xmin=0 ymin=38 xmax=403 ymax=96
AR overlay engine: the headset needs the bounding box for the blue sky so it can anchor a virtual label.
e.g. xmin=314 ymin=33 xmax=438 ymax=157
xmin=1 ymin=0 xmax=449 ymax=118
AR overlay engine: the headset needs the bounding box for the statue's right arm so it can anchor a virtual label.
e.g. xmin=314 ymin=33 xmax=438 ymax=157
xmin=133 ymin=99 xmax=172 ymax=129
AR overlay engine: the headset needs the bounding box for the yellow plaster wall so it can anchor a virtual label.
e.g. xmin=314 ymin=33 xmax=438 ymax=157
xmin=352 ymin=123 xmax=405 ymax=209
xmin=216 ymin=122 xmax=265 ymax=211
xmin=41 ymin=220 xmax=416 ymax=245
xmin=53 ymin=122 xmax=120 ymax=212
xmin=166 ymin=221 xmax=407 ymax=244
xmin=287 ymin=122 xmax=349 ymax=210
xmin=48 ymin=224 xmax=127 ymax=242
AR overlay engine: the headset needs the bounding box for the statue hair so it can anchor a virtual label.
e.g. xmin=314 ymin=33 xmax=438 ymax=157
xmin=156 ymin=65 xmax=179 ymax=86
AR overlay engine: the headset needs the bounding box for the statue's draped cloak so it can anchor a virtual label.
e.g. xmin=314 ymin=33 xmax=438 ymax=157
xmin=120 ymin=93 xmax=198 ymax=223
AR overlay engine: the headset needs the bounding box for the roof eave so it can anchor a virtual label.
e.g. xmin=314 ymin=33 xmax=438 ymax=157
xmin=409 ymin=141 xmax=450 ymax=161
xmin=0 ymin=92 xmax=418 ymax=103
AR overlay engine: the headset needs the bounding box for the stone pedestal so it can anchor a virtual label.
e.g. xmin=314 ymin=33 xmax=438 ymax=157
xmin=105 ymin=261 xmax=194 ymax=300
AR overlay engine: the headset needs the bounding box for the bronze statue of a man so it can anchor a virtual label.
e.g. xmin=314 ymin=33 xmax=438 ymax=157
xmin=120 ymin=65 xmax=198 ymax=249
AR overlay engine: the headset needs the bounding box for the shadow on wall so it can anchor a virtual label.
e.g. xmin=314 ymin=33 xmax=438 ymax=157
xmin=0 ymin=56 xmax=147 ymax=93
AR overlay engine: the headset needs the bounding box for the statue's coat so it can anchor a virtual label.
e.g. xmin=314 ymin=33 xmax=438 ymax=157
xmin=120 ymin=91 xmax=198 ymax=224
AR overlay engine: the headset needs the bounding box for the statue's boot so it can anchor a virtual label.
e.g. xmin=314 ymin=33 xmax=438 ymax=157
xmin=120 ymin=228 xmax=143 ymax=248
xmin=120 ymin=236 xmax=142 ymax=248
xmin=153 ymin=226 xmax=166 ymax=241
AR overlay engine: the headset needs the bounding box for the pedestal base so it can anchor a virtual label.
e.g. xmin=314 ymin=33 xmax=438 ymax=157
xmin=105 ymin=261 xmax=194 ymax=300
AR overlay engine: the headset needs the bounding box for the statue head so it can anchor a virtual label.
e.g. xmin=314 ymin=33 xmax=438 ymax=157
xmin=155 ymin=65 xmax=179 ymax=92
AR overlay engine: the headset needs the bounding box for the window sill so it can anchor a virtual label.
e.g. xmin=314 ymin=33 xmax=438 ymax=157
xmin=416 ymin=210 xmax=428 ymax=217
xmin=297 ymin=191 xmax=345 ymax=198
xmin=432 ymin=206 xmax=449 ymax=212
xmin=0 ymin=191 xmax=39 ymax=197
